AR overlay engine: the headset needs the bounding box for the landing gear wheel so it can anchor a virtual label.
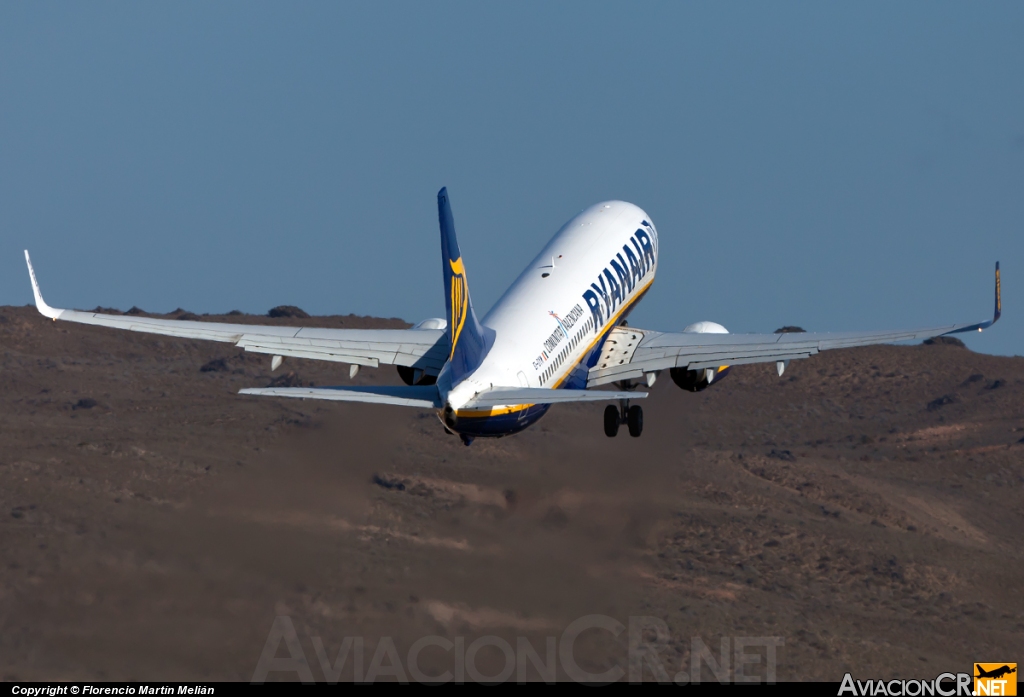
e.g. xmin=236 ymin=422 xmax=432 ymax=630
xmin=627 ymin=405 xmax=643 ymax=437
xmin=603 ymin=405 xmax=620 ymax=437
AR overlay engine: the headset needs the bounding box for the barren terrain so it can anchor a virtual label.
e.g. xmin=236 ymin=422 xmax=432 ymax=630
xmin=1 ymin=305 xmax=1022 ymax=681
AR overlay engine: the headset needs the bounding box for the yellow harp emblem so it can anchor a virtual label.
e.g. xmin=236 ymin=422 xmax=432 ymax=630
xmin=449 ymin=257 xmax=468 ymax=359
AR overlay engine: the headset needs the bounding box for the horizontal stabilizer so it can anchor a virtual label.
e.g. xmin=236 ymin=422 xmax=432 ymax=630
xmin=462 ymin=387 xmax=646 ymax=409
xmin=240 ymin=384 xmax=442 ymax=408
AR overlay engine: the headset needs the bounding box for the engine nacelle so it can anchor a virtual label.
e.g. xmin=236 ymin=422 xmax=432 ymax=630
xmin=398 ymin=318 xmax=447 ymax=384
xmin=397 ymin=365 xmax=437 ymax=386
xmin=670 ymin=366 xmax=731 ymax=392
xmin=671 ymin=367 xmax=709 ymax=392
xmin=682 ymin=321 xmax=728 ymax=334
xmin=413 ymin=317 xmax=448 ymax=330
xmin=672 ymin=321 xmax=731 ymax=392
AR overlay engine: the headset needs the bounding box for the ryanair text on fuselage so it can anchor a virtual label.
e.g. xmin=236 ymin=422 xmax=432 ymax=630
xmin=582 ymin=224 xmax=657 ymax=333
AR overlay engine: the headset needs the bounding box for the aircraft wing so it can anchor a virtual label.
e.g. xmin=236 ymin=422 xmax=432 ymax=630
xmin=24 ymin=251 xmax=448 ymax=372
xmin=588 ymin=263 xmax=1001 ymax=388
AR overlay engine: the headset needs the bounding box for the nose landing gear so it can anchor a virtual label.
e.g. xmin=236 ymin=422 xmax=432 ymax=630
xmin=604 ymin=400 xmax=643 ymax=438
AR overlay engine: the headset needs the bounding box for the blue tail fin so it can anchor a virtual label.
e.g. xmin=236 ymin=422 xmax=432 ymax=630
xmin=438 ymin=187 xmax=494 ymax=383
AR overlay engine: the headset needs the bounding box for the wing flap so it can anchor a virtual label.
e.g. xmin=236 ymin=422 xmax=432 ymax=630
xmin=235 ymin=341 xmax=382 ymax=367
xmin=234 ymin=332 xmax=449 ymax=370
xmin=589 ymin=340 xmax=819 ymax=384
xmin=686 ymin=351 xmax=815 ymax=371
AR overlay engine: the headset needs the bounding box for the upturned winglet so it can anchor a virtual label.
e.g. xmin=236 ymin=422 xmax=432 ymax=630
xmin=993 ymin=261 xmax=1002 ymax=325
xmin=945 ymin=261 xmax=1001 ymax=335
xmin=24 ymin=251 xmax=63 ymax=319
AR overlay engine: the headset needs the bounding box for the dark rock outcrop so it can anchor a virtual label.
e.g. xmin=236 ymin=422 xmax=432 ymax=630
xmin=923 ymin=336 xmax=966 ymax=348
xmin=200 ymin=358 xmax=230 ymax=373
xmin=927 ymin=393 xmax=960 ymax=411
xmin=268 ymin=371 xmax=307 ymax=387
xmin=268 ymin=306 xmax=310 ymax=319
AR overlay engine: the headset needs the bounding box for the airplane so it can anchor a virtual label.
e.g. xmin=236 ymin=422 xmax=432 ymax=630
xmin=976 ymin=665 xmax=1016 ymax=680
xmin=25 ymin=188 xmax=1001 ymax=445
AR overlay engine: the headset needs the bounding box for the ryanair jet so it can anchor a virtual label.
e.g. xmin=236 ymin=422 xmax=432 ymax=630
xmin=24 ymin=188 xmax=1001 ymax=445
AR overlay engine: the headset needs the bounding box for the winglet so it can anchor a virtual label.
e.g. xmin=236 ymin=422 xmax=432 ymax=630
xmin=994 ymin=261 xmax=1001 ymax=324
xmin=946 ymin=261 xmax=1002 ymax=335
xmin=24 ymin=251 xmax=63 ymax=319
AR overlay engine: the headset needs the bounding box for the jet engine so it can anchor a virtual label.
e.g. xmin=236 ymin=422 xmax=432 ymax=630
xmin=397 ymin=365 xmax=437 ymax=386
xmin=671 ymin=367 xmax=709 ymax=391
xmin=412 ymin=318 xmax=448 ymax=330
xmin=671 ymin=321 xmax=731 ymax=392
xmin=397 ymin=317 xmax=448 ymax=385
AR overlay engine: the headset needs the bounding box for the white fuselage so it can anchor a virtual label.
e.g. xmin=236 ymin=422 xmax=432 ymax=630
xmin=442 ymin=201 xmax=658 ymax=421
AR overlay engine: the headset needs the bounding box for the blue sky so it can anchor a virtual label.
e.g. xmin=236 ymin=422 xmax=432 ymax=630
xmin=2 ymin=2 xmax=1021 ymax=355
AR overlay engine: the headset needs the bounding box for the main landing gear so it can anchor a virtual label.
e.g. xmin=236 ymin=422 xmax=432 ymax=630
xmin=604 ymin=400 xmax=643 ymax=438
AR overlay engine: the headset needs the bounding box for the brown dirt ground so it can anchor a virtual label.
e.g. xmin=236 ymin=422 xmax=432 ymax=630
xmin=1 ymin=305 xmax=1022 ymax=682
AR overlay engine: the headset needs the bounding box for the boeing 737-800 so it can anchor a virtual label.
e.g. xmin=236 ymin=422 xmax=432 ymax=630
xmin=24 ymin=188 xmax=1001 ymax=445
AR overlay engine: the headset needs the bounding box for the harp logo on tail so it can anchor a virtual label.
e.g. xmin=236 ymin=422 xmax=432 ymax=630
xmin=449 ymin=257 xmax=468 ymax=360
